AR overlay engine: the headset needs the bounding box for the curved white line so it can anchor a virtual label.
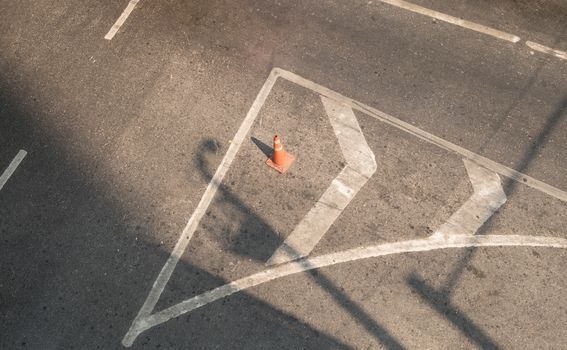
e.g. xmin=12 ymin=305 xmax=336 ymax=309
xmin=123 ymin=234 xmax=567 ymax=346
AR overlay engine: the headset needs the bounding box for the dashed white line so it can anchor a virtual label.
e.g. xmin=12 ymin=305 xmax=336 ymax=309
xmin=102 ymin=0 xmax=566 ymax=62
xmin=375 ymin=0 xmax=567 ymax=61
xmin=104 ymin=0 xmax=140 ymax=40
xmin=376 ymin=0 xmax=521 ymax=43
xmin=0 ymin=150 xmax=27 ymax=191
xmin=526 ymin=41 xmax=567 ymax=61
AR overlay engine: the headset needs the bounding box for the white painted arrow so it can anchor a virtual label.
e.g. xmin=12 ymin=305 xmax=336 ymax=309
xmin=432 ymin=159 xmax=506 ymax=239
xmin=266 ymin=97 xmax=377 ymax=266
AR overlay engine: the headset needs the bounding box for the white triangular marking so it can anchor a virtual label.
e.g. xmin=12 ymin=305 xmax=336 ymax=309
xmin=123 ymin=69 xmax=567 ymax=347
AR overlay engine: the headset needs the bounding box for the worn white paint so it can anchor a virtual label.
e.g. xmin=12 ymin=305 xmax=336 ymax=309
xmin=266 ymin=98 xmax=377 ymax=265
xmin=374 ymin=1 xmax=567 ymax=62
xmin=104 ymin=0 xmax=140 ymax=40
xmin=0 ymin=150 xmax=27 ymax=191
xmin=274 ymin=68 xmax=567 ymax=203
xmin=123 ymin=68 xmax=567 ymax=346
xmin=375 ymin=0 xmax=520 ymax=43
xmin=122 ymin=69 xmax=280 ymax=346
xmin=526 ymin=41 xmax=567 ymax=61
xmin=123 ymin=234 xmax=567 ymax=343
xmin=432 ymin=159 xmax=506 ymax=239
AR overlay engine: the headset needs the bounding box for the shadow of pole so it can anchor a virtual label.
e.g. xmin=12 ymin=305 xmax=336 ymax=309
xmin=0 ymin=75 xmax=359 ymax=349
xmin=196 ymin=138 xmax=407 ymax=349
xmin=437 ymin=93 xmax=567 ymax=296
xmin=305 ymin=268 xmax=406 ymax=350
xmin=159 ymin=259 xmax=358 ymax=349
xmin=407 ymin=274 xmax=500 ymax=350
xmin=404 ymin=94 xmax=566 ymax=349
xmin=501 ymin=94 xmax=567 ymax=197
xmin=406 ymin=18 xmax=567 ymax=342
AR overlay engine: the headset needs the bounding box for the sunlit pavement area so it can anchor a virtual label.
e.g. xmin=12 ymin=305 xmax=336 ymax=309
xmin=1 ymin=0 xmax=567 ymax=349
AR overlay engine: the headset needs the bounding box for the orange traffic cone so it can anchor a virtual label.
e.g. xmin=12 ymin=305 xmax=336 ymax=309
xmin=266 ymin=135 xmax=296 ymax=174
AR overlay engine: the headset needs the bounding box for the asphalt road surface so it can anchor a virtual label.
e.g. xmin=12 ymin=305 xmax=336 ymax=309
xmin=1 ymin=0 xmax=566 ymax=349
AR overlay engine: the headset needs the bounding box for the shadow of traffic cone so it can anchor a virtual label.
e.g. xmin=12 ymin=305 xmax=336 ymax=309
xmin=266 ymin=135 xmax=296 ymax=174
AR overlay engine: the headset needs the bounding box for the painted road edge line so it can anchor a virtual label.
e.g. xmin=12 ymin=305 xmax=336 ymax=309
xmin=377 ymin=0 xmax=520 ymax=43
xmin=274 ymin=68 xmax=567 ymax=202
xmin=0 ymin=150 xmax=27 ymax=191
xmin=122 ymin=69 xmax=281 ymax=347
xmin=526 ymin=41 xmax=567 ymax=61
xmin=105 ymin=0 xmax=140 ymax=40
xmin=138 ymin=234 xmax=567 ymax=333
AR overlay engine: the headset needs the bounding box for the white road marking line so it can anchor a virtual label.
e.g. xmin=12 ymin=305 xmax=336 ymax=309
xmin=266 ymin=98 xmax=377 ymax=266
xmin=376 ymin=0 xmax=567 ymax=61
xmin=0 ymin=150 xmax=27 ymax=191
xmin=104 ymin=0 xmax=140 ymax=40
xmin=131 ymin=234 xmax=567 ymax=337
xmin=123 ymin=68 xmax=567 ymax=346
xmin=376 ymin=0 xmax=520 ymax=43
xmin=274 ymin=68 xmax=567 ymax=202
xmin=432 ymin=159 xmax=506 ymax=239
xmin=526 ymin=41 xmax=567 ymax=61
xmin=322 ymin=98 xmax=378 ymax=178
xmin=122 ymin=69 xmax=280 ymax=347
